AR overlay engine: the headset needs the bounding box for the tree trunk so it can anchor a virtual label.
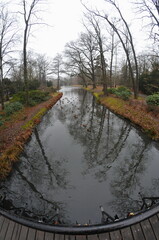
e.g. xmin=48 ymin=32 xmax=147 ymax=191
xmin=23 ymin=27 xmax=29 ymax=105
xmin=106 ymin=17 xmax=138 ymax=98
xmin=57 ymin=69 xmax=60 ymax=90
xmin=110 ymin=32 xmax=115 ymax=88
xmin=0 ymin=57 xmax=4 ymax=110
xmin=92 ymin=74 xmax=96 ymax=89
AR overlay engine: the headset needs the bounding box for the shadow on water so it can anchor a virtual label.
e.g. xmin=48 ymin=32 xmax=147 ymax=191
xmin=1 ymin=86 xmax=159 ymax=225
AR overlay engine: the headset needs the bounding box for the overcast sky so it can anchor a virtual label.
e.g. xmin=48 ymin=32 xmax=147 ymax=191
xmin=8 ymin=0 xmax=152 ymax=58
xmin=28 ymin=0 xmax=84 ymax=57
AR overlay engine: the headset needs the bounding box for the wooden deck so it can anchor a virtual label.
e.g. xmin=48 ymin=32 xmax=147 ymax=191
xmin=1 ymin=213 xmax=159 ymax=240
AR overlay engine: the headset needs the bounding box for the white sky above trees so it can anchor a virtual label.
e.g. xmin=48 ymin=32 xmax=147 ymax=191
xmin=5 ymin=0 xmax=156 ymax=59
xmin=33 ymin=0 xmax=149 ymax=56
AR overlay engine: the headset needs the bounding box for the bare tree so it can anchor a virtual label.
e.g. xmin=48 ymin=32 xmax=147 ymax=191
xmin=65 ymin=32 xmax=98 ymax=89
xmin=36 ymin=54 xmax=50 ymax=87
xmin=80 ymin=31 xmax=98 ymax=89
xmin=21 ymin=0 xmax=46 ymax=104
xmin=82 ymin=0 xmax=139 ymax=98
xmin=0 ymin=3 xmax=17 ymax=109
xmin=65 ymin=41 xmax=89 ymax=87
xmin=83 ymin=13 xmax=108 ymax=94
xmin=50 ymin=54 xmax=64 ymax=90
xmin=134 ymin=0 xmax=159 ymax=41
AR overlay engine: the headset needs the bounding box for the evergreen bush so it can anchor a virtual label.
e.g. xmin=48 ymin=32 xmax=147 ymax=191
xmin=108 ymin=86 xmax=131 ymax=100
xmin=107 ymin=88 xmax=117 ymax=94
xmin=146 ymin=93 xmax=159 ymax=106
xmin=11 ymin=90 xmax=50 ymax=106
xmin=4 ymin=102 xmax=23 ymax=116
xmin=0 ymin=115 xmax=4 ymax=126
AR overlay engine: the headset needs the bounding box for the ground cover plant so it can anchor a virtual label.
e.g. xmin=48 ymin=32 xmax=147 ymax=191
xmin=4 ymin=102 xmax=24 ymax=116
xmin=146 ymin=93 xmax=159 ymax=106
xmin=108 ymin=86 xmax=132 ymax=100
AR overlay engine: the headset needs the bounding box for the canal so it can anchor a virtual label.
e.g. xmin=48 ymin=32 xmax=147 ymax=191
xmin=0 ymin=86 xmax=159 ymax=225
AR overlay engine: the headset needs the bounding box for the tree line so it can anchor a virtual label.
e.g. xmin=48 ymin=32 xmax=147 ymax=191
xmin=64 ymin=0 xmax=159 ymax=99
xmin=0 ymin=0 xmax=159 ymax=110
xmin=0 ymin=0 xmax=64 ymax=110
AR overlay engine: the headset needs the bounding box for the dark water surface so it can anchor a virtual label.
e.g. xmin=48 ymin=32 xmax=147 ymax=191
xmin=1 ymin=87 xmax=159 ymax=225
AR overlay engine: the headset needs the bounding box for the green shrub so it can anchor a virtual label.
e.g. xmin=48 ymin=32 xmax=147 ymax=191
xmin=0 ymin=115 xmax=4 ymax=126
xmin=49 ymin=87 xmax=57 ymax=93
xmin=29 ymin=90 xmax=49 ymax=103
xmin=11 ymin=91 xmax=26 ymax=104
xmin=12 ymin=90 xmax=50 ymax=106
xmin=4 ymin=102 xmax=23 ymax=116
xmin=115 ymin=91 xmax=131 ymax=100
xmin=117 ymin=86 xmax=131 ymax=92
xmin=146 ymin=93 xmax=159 ymax=106
xmin=27 ymin=99 xmax=37 ymax=106
xmin=139 ymin=69 xmax=159 ymax=95
xmin=109 ymin=86 xmax=132 ymax=100
xmin=107 ymin=88 xmax=117 ymax=94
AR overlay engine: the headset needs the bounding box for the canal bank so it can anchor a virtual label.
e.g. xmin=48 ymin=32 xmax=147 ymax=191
xmin=85 ymin=86 xmax=159 ymax=141
xmin=1 ymin=86 xmax=159 ymax=226
xmin=0 ymin=92 xmax=63 ymax=180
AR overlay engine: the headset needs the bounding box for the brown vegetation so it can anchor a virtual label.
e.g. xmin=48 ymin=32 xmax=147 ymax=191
xmin=87 ymin=87 xmax=159 ymax=141
xmin=0 ymin=93 xmax=62 ymax=180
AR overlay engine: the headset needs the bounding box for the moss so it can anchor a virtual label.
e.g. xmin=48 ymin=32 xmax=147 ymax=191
xmin=93 ymin=92 xmax=104 ymax=102
xmin=22 ymin=108 xmax=47 ymax=130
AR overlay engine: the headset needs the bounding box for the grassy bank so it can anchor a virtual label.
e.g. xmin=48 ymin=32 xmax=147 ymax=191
xmin=0 ymin=92 xmax=62 ymax=180
xmin=86 ymin=87 xmax=159 ymax=141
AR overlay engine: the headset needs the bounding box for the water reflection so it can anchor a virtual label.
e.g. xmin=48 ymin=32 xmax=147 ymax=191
xmin=1 ymin=86 xmax=159 ymax=224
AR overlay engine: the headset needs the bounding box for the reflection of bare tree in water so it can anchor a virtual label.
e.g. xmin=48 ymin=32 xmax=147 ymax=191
xmin=59 ymin=91 xmax=133 ymax=184
xmin=80 ymin=100 xmax=132 ymax=182
xmin=109 ymin=141 xmax=150 ymax=217
xmin=0 ymin=128 xmax=70 ymax=223
xmin=2 ymin=88 xmax=159 ymax=224
xmin=57 ymin=89 xmax=159 ymax=220
xmin=0 ymin=163 xmax=67 ymax=223
xmin=34 ymin=128 xmax=68 ymax=188
xmin=15 ymin=165 xmax=61 ymax=208
xmin=34 ymin=128 xmax=52 ymax=174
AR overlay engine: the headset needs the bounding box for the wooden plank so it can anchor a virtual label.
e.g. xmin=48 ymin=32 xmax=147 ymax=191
xmin=110 ymin=230 xmax=122 ymax=240
xmin=141 ymin=219 xmax=156 ymax=240
xmin=131 ymin=223 xmax=145 ymax=240
xmin=45 ymin=232 xmax=54 ymax=240
xmin=19 ymin=225 xmax=29 ymax=240
xmin=5 ymin=220 xmax=15 ymax=240
xmin=149 ymin=215 xmax=159 ymax=240
xmin=120 ymin=227 xmax=134 ymax=240
xmin=0 ymin=218 xmax=9 ymax=240
xmin=11 ymin=222 xmax=22 ymax=240
xmin=64 ymin=235 xmax=76 ymax=240
xmin=98 ymin=233 xmax=110 ymax=240
xmin=54 ymin=234 xmax=65 ymax=240
xmin=35 ymin=230 xmax=45 ymax=240
xmin=87 ymin=234 xmax=99 ymax=240
xmin=75 ymin=236 xmax=87 ymax=240
xmin=27 ymin=228 xmax=36 ymax=240
xmin=0 ymin=215 xmax=5 ymax=232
